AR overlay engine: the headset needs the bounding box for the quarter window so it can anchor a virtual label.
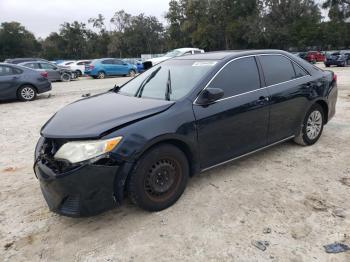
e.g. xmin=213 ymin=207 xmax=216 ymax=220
xmin=293 ymin=62 xmax=308 ymax=78
xmin=259 ymin=55 xmax=296 ymax=86
xmin=210 ymin=57 xmax=261 ymax=98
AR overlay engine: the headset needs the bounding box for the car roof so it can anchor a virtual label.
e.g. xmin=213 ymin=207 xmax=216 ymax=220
xmin=174 ymin=49 xmax=293 ymax=60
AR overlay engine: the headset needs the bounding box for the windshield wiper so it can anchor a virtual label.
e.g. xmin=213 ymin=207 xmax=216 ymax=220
xmin=165 ymin=69 xmax=172 ymax=101
xmin=135 ymin=66 xmax=161 ymax=98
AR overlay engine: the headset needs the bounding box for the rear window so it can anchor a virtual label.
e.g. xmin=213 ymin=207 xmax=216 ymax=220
xmin=259 ymin=55 xmax=296 ymax=86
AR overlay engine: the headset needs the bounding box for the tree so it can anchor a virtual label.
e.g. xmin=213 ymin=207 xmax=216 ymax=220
xmin=322 ymin=0 xmax=350 ymax=22
xmin=0 ymin=22 xmax=40 ymax=61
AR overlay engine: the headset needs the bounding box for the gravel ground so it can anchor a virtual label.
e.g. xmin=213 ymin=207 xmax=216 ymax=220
xmin=1 ymin=67 xmax=350 ymax=262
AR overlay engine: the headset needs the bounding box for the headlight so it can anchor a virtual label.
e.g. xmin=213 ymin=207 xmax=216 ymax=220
xmin=54 ymin=137 xmax=122 ymax=164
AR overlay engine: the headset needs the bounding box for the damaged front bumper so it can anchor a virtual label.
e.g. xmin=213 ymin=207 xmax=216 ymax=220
xmin=33 ymin=137 xmax=132 ymax=217
xmin=34 ymin=161 xmax=119 ymax=217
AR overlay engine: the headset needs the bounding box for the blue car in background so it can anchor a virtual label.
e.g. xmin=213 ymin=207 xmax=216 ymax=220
xmin=85 ymin=58 xmax=137 ymax=79
xmin=123 ymin=58 xmax=145 ymax=73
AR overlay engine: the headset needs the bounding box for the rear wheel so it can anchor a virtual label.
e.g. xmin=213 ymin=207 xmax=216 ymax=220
xmin=294 ymin=104 xmax=324 ymax=146
xmin=18 ymin=85 xmax=37 ymax=101
xmin=127 ymin=144 xmax=189 ymax=211
xmin=97 ymin=71 xmax=105 ymax=79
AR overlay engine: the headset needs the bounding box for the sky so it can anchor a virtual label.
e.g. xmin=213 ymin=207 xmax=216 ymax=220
xmin=0 ymin=0 xmax=170 ymax=38
xmin=0 ymin=0 xmax=329 ymax=39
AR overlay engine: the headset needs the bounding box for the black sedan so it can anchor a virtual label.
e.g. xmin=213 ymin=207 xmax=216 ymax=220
xmin=0 ymin=63 xmax=51 ymax=101
xmin=34 ymin=50 xmax=338 ymax=217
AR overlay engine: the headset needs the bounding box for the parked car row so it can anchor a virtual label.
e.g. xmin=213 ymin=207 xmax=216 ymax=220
xmin=1 ymin=47 xmax=204 ymax=101
xmin=293 ymin=50 xmax=350 ymax=67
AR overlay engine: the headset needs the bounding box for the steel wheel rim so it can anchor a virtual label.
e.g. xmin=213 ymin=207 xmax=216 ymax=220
xmin=306 ymin=110 xmax=322 ymax=140
xmin=21 ymin=87 xmax=35 ymax=100
xmin=62 ymin=74 xmax=70 ymax=81
xmin=144 ymin=158 xmax=182 ymax=202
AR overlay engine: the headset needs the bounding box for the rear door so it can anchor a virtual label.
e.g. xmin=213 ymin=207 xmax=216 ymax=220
xmin=193 ymin=56 xmax=270 ymax=169
xmin=40 ymin=62 xmax=60 ymax=81
xmin=258 ymin=54 xmax=311 ymax=143
xmin=0 ymin=65 xmax=21 ymax=99
xmin=101 ymin=59 xmax=115 ymax=75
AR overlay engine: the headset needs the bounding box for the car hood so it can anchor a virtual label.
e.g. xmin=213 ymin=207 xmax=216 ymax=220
xmin=41 ymin=92 xmax=175 ymax=139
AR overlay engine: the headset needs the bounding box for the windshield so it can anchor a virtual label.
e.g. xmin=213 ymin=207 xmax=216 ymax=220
xmin=164 ymin=50 xmax=183 ymax=58
xmin=119 ymin=59 xmax=217 ymax=101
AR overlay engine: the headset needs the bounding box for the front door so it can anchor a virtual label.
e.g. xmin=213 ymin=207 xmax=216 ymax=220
xmin=193 ymin=56 xmax=270 ymax=169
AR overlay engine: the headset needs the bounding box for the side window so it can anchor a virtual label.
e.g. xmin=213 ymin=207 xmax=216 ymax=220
xmin=114 ymin=59 xmax=124 ymax=65
xmin=193 ymin=50 xmax=202 ymax=54
xmin=259 ymin=55 xmax=296 ymax=86
xmin=0 ymin=66 xmax=14 ymax=76
xmin=77 ymin=62 xmax=84 ymax=65
xmin=102 ymin=59 xmax=114 ymax=64
xmin=25 ymin=63 xmax=40 ymax=69
xmin=210 ymin=57 xmax=261 ymax=98
xmin=40 ymin=63 xmax=56 ymax=70
xmin=292 ymin=62 xmax=308 ymax=78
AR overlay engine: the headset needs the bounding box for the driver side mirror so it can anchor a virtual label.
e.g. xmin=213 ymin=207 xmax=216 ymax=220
xmin=196 ymin=87 xmax=224 ymax=105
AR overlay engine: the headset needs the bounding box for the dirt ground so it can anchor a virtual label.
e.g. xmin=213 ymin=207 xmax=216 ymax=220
xmin=1 ymin=66 xmax=350 ymax=262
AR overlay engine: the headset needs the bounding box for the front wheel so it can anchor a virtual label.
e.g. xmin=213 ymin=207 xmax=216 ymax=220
xmin=127 ymin=144 xmax=189 ymax=212
xmin=294 ymin=104 xmax=324 ymax=146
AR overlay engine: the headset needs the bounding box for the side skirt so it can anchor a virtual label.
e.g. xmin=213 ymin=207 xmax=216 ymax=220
xmin=201 ymin=135 xmax=295 ymax=173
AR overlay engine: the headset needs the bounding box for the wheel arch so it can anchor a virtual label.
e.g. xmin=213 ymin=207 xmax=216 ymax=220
xmin=113 ymin=136 xmax=199 ymax=204
xmin=315 ymin=99 xmax=329 ymax=124
xmin=136 ymin=137 xmax=199 ymax=177
xmin=17 ymin=83 xmax=38 ymax=96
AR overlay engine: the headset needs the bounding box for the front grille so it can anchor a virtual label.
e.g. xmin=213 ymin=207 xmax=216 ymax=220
xmin=59 ymin=195 xmax=80 ymax=216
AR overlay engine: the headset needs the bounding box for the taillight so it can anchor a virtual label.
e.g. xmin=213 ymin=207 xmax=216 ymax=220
xmin=333 ymin=73 xmax=337 ymax=82
xmin=40 ymin=71 xmax=48 ymax=78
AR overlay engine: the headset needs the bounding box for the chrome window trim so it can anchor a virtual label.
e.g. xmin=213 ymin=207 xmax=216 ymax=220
xmin=193 ymin=53 xmax=311 ymax=105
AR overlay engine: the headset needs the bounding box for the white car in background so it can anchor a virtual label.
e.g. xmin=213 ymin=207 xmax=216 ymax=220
xmin=68 ymin=60 xmax=92 ymax=76
xmin=143 ymin=48 xmax=205 ymax=69
xmin=58 ymin=61 xmax=76 ymax=66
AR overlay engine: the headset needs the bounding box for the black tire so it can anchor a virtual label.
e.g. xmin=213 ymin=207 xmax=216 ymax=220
xmin=61 ymin=73 xmax=71 ymax=82
xmin=127 ymin=144 xmax=189 ymax=212
xmin=294 ymin=104 xmax=324 ymax=146
xmin=325 ymin=64 xmax=330 ymax=68
xmin=75 ymin=70 xmax=82 ymax=77
xmin=17 ymin=85 xmax=37 ymax=101
xmin=97 ymin=71 xmax=105 ymax=79
xmin=128 ymin=70 xmax=136 ymax=78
